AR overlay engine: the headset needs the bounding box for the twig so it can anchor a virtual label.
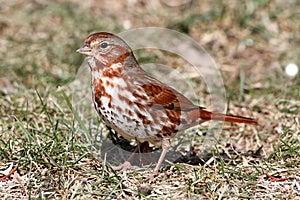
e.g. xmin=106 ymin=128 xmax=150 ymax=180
xmin=265 ymin=172 xmax=294 ymax=182
xmin=0 ymin=166 xmax=18 ymax=181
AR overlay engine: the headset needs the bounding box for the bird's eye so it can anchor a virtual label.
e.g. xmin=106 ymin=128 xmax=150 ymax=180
xmin=100 ymin=42 xmax=109 ymax=49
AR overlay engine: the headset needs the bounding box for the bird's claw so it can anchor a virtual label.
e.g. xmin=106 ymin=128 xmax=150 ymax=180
xmin=112 ymin=161 xmax=138 ymax=171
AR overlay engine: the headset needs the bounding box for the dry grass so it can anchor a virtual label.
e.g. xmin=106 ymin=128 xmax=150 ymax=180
xmin=0 ymin=0 xmax=299 ymax=199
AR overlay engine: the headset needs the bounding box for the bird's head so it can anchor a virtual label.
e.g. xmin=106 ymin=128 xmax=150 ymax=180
xmin=77 ymin=32 xmax=135 ymax=69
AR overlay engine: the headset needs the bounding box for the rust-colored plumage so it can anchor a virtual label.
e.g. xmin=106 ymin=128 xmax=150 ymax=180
xmin=77 ymin=32 xmax=258 ymax=180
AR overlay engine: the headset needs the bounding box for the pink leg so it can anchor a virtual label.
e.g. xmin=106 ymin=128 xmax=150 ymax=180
xmin=145 ymin=140 xmax=170 ymax=181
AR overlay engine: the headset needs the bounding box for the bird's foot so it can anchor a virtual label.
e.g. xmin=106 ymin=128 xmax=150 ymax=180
xmin=112 ymin=161 xmax=138 ymax=171
xmin=144 ymin=170 xmax=160 ymax=182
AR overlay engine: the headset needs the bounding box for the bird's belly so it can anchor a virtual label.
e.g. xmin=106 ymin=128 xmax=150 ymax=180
xmin=92 ymin=86 xmax=161 ymax=141
xmin=94 ymin=95 xmax=186 ymax=146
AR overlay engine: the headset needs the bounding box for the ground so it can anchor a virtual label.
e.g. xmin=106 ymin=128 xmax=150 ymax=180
xmin=0 ymin=0 xmax=299 ymax=199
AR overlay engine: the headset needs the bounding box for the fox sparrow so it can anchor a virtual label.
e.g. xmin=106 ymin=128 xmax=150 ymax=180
xmin=77 ymin=32 xmax=258 ymax=180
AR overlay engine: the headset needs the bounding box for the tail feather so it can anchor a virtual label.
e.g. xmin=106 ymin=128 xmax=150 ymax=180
xmin=199 ymin=109 xmax=258 ymax=125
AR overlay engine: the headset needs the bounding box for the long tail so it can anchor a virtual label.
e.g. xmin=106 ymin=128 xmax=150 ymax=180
xmin=198 ymin=109 xmax=258 ymax=125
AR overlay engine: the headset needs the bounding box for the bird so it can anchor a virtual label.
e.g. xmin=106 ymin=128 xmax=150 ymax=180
xmin=76 ymin=32 xmax=258 ymax=180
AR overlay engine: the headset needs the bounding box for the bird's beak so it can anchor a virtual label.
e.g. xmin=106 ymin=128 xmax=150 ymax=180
xmin=76 ymin=45 xmax=93 ymax=56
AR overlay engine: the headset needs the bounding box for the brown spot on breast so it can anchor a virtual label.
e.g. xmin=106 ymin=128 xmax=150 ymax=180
xmin=128 ymin=101 xmax=134 ymax=107
xmin=115 ymin=106 xmax=123 ymax=113
xmin=118 ymin=93 xmax=129 ymax=102
xmin=103 ymin=69 xmax=121 ymax=78
xmin=137 ymin=112 xmax=146 ymax=120
xmin=143 ymin=118 xmax=151 ymax=125
xmin=135 ymin=111 xmax=151 ymax=125
xmin=105 ymin=80 xmax=111 ymax=87
xmin=127 ymin=109 xmax=133 ymax=116
xmin=102 ymin=63 xmax=123 ymax=78
xmin=132 ymin=90 xmax=148 ymax=101
xmin=93 ymin=77 xmax=113 ymax=110
xmin=135 ymin=102 xmax=146 ymax=111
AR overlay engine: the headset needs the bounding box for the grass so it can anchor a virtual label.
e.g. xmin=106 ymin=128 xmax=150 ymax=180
xmin=0 ymin=0 xmax=300 ymax=199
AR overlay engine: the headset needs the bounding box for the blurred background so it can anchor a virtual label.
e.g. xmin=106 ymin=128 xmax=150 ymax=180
xmin=1 ymin=0 xmax=299 ymax=88
xmin=0 ymin=0 xmax=299 ymax=199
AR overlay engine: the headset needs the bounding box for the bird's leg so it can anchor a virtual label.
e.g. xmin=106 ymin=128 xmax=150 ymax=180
xmin=112 ymin=148 xmax=138 ymax=171
xmin=145 ymin=139 xmax=170 ymax=181
xmin=112 ymin=141 xmax=149 ymax=171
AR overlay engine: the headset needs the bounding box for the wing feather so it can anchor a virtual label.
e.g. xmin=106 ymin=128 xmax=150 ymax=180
xmin=141 ymin=82 xmax=200 ymax=112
